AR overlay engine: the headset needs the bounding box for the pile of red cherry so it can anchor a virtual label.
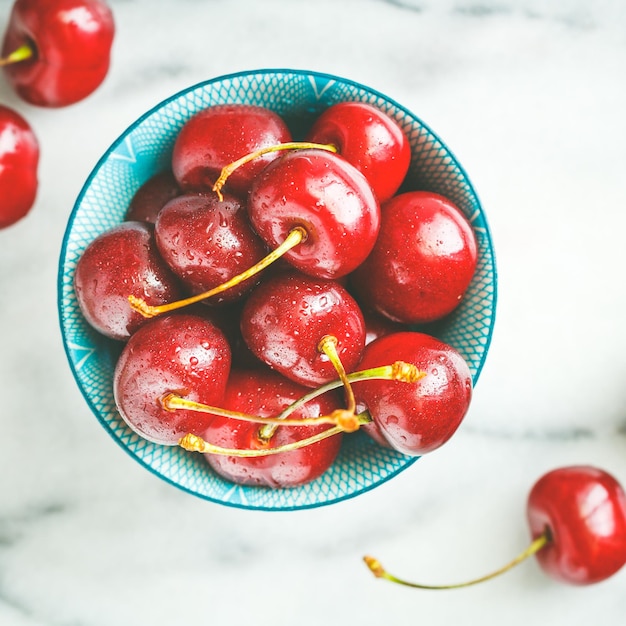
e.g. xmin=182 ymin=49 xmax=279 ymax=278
xmin=5 ymin=0 xmax=623 ymax=594
xmin=72 ymin=96 xmax=626 ymax=590
xmin=0 ymin=0 xmax=114 ymax=228
xmin=74 ymin=98 xmax=479 ymax=487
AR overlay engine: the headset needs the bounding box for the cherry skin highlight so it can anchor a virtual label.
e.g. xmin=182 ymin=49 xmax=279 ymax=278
xmin=306 ymin=101 xmax=411 ymax=202
xmin=171 ymin=104 xmax=292 ymax=196
xmin=73 ymin=222 xmax=183 ymax=341
xmin=353 ymin=331 xmax=472 ymax=455
xmin=240 ymin=271 xmax=366 ymax=388
xmin=1 ymin=0 xmax=115 ymax=107
xmin=351 ymin=191 xmax=478 ymax=324
xmin=527 ymin=465 xmax=626 ymax=585
xmin=113 ymin=313 xmax=231 ymax=445
xmin=248 ymin=149 xmax=380 ymax=279
xmin=154 ymin=192 xmax=268 ymax=304
xmin=0 ymin=104 xmax=39 ymax=229
xmin=203 ymin=368 xmax=343 ymax=488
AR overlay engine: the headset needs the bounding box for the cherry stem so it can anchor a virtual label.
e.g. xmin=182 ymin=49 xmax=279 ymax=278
xmin=363 ymin=533 xmax=549 ymax=590
xmin=129 ymin=226 xmax=307 ymax=318
xmin=255 ymin=334 xmax=360 ymax=440
xmin=161 ymin=392 xmax=345 ymax=428
xmin=178 ymin=418 xmax=367 ymax=457
xmin=164 ymin=361 xmax=423 ymax=452
xmin=0 ymin=44 xmax=33 ymax=66
xmin=256 ymin=360 xmax=424 ymax=441
xmin=177 ymin=360 xmax=425 ymax=457
xmin=212 ymin=141 xmax=337 ymax=201
xmin=318 ymin=335 xmax=357 ymax=415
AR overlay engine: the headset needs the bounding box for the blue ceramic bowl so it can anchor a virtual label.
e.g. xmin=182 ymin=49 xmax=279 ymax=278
xmin=58 ymin=69 xmax=497 ymax=511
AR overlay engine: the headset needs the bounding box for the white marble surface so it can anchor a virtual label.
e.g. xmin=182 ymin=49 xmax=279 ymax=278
xmin=1 ymin=0 xmax=625 ymax=624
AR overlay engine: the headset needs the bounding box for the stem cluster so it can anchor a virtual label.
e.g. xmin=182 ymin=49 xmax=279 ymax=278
xmin=170 ymin=360 xmax=423 ymax=457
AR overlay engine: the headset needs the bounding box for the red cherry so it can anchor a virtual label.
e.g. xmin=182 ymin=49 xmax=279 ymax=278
xmin=364 ymin=465 xmax=626 ymax=589
xmin=351 ymin=191 xmax=478 ymax=324
xmin=113 ymin=313 xmax=231 ymax=445
xmin=154 ymin=192 xmax=268 ymax=304
xmin=202 ymin=368 xmax=343 ymax=488
xmin=171 ymin=104 xmax=292 ymax=195
xmin=0 ymin=104 xmax=39 ymax=228
xmin=74 ymin=222 xmax=183 ymax=340
xmin=240 ymin=271 xmax=366 ymax=388
xmin=306 ymin=101 xmax=411 ymax=202
xmin=127 ymin=139 xmax=380 ymax=319
xmin=527 ymin=465 xmax=626 ymax=585
xmin=353 ymin=331 xmax=472 ymax=455
xmin=248 ymin=149 xmax=381 ymax=279
xmin=1 ymin=0 xmax=115 ymax=107
xmin=125 ymin=170 xmax=181 ymax=224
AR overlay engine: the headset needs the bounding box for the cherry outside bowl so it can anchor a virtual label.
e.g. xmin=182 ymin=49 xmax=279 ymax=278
xmin=58 ymin=69 xmax=497 ymax=511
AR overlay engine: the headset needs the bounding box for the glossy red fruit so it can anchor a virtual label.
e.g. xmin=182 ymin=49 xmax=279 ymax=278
xmin=155 ymin=192 xmax=268 ymax=304
xmin=74 ymin=222 xmax=183 ymax=340
xmin=203 ymin=368 xmax=343 ymax=488
xmin=1 ymin=0 xmax=115 ymax=107
xmin=114 ymin=313 xmax=231 ymax=445
xmin=0 ymin=104 xmax=39 ymax=228
xmin=351 ymin=191 xmax=477 ymax=324
xmin=125 ymin=170 xmax=181 ymax=224
xmin=527 ymin=465 xmax=626 ymax=585
xmin=171 ymin=104 xmax=292 ymax=195
xmin=240 ymin=272 xmax=366 ymax=387
xmin=248 ymin=149 xmax=380 ymax=279
xmin=306 ymin=101 xmax=411 ymax=202
xmin=353 ymin=331 xmax=472 ymax=455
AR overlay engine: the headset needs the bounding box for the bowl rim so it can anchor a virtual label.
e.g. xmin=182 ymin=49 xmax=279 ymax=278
xmin=57 ymin=67 xmax=498 ymax=510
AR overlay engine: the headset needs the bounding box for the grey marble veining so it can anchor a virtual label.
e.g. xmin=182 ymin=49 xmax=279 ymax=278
xmin=1 ymin=0 xmax=625 ymax=624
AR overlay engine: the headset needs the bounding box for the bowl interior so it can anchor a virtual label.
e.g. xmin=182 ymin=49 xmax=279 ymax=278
xmin=58 ymin=69 xmax=497 ymax=511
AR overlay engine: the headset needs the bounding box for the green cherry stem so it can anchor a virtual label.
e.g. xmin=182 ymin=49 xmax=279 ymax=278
xmin=212 ymin=141 xmax=337 ymax=201
xmin=0 ymin=44 xmax=33 ymax=66
xmin=129 ymin=226 xmax=307 ymax=318
xmin=363 ymin=533 xmax=549 ymax=590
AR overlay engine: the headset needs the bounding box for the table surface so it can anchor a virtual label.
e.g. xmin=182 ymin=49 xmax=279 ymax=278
xmin=1 ymin=1 xmax=625 ymax=624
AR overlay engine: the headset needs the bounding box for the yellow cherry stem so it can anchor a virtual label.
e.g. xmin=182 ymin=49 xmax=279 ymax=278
xmin=256 ymin=361 xmax=425 ymax=441
xmin=129 ymin=226 xmax=307 ymax=318
xmin=163 ymin=360 xmax=422 ymax=433
xmin=212 ymin=141 xmax=337 ymax=201
xmin=276 ymin=361 xmax=424 ymax=420
xmin=161 ymin=392 xmax=341 ymax=428
xmin=318 ymin=334 xmax=357 ymax=415
xmin=257 ymin=334 xmax=361 ymax=439
xmin=363 ymin=533 xmax=549 ymax=590
xmin=172 ymin=361 xmax=424 ymax=456
xmin=0 ymin=44 xmax=33 ymax=66
xmin=179 ymin=418 xmax=369 ymax=457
